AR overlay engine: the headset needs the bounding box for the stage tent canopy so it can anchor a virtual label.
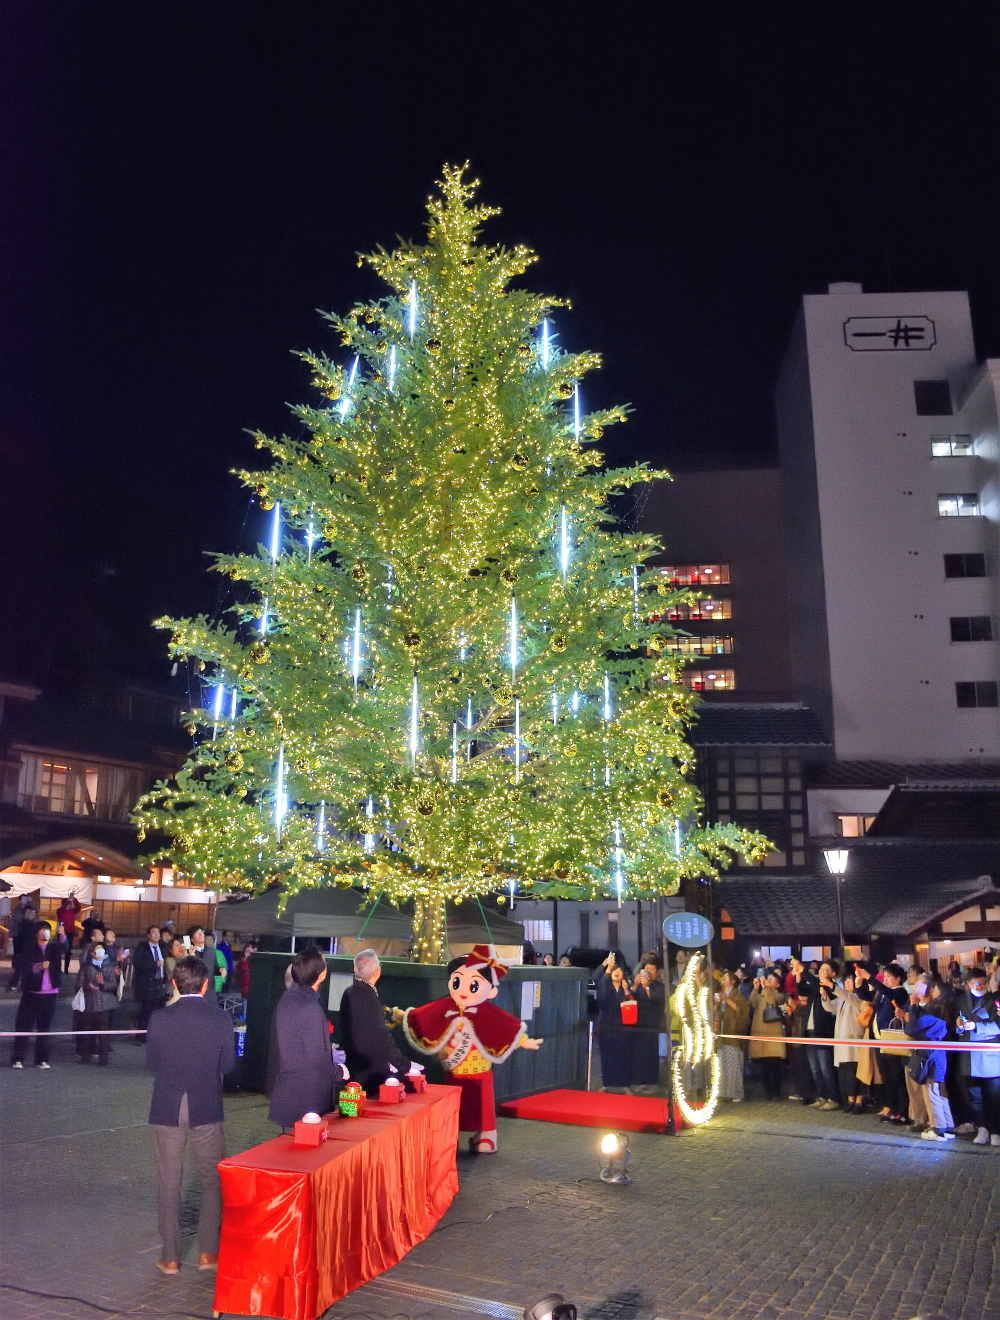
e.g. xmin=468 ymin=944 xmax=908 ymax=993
xmin=214 ymin=887 xmax=526 ymax=951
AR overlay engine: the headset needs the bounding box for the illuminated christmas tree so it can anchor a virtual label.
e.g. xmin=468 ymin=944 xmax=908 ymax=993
xmin=134 ymin=166 xmax=767 ymax=961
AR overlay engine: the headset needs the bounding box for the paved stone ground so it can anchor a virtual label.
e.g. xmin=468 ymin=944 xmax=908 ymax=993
xmin=2 ymin=990 xmax=998 ymax=1320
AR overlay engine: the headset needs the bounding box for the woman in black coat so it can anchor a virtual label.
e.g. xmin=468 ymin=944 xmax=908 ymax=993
xmin=268 ymin=948 xmax=347 ymax=1131
xmin=593 ymin=953 xmax=635 ymax=1092
xmin=630 ymin=957 xmax=665 ymax=1090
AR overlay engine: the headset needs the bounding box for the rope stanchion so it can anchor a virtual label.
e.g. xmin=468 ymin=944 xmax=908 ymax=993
xmin=716 ymin=1032 xmax=1000 ymax=1052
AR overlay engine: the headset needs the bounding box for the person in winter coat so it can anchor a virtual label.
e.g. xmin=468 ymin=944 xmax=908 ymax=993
xmin=10 ymin=921 xmax=65 ymax=1068
xmin=821 ymin=965 xmax=867 ymax=1113
xmin=748 ymin=970 xmax=787 ymax=1100
xmin=629 ymin=956 xmax=665 ymax=1094
xmin=594 ymin=954 xmax=635 ymax=1092
xmin=904 ymin=977 xmax=955 ymax=1141
xmin=954 ymin=968 xmax=1000 ymax=1146
xmin=75 ymin=941 xmax=121 ymax=1065
xmin=268 ymin=948 xmax=347 ymax=1131
xmin=715 ymin=969 xmax=750 ymax=1101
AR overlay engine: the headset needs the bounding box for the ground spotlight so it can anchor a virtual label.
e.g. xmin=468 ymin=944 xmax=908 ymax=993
xmin=524 ymin=1296 xmax=577 ymax=1320
xmin=598 ymin=1131 xmax=631 ymax=1184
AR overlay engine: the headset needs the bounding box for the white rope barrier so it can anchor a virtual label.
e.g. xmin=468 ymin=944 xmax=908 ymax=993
xmin=716 ymin=1032 xmax=1000 ymax=1052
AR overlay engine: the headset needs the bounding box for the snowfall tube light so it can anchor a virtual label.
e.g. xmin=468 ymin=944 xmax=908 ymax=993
xmin=260 ymin=597 xmax=270 ymax=635
xmin=509 ymin=596 xmax=518 ymax=682
xmin=364 ymin=796 xmax=375 ymax=853
xmin=573 ymin=383 xmax=581 ymax=439
xmin=408 ymin=280 xmax=418 ymax=338
xmin=274 ymin=743 xmax=287 ymax=841
xmin=451 ymin=723 xmax=458 ymax=784
xmin=559 ymin=506 xmax=570 ymax=582
xmin=269 ymin=503 xmax=281 ymax=563
xmin=338 ymin=356 xmax=359 ymax=418
xmin=514 ymin=698 xmax=521 ymax=783
xmin=409 ymin=677 xmax=419 ymax=766
xmin=229 ymin=689 xmax=238 ymax=720
xmin=387 ymin=345 xmax=397 ymax=392
xmin=212 ymin=685 xmax=225 ymax=721
xmin=540 ymin=318 xmax=551 ymax=369
xmin=316 ymin=801 xmax=326 ymax=853
xmin=351 ymin=608 xmax=362 ymax=692
xmin=603 ymin=673 xmax=612 ymax=721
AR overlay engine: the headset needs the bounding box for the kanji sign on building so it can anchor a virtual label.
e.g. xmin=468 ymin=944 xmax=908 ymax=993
xmin=843 ymin=316 xmax=936 ymax=351
xmin=662 ymin=912 xmax=715 ymax=949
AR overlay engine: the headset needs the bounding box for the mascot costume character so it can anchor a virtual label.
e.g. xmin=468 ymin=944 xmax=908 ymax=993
xmin=403 ymin=944 xmax=542 ymax=1153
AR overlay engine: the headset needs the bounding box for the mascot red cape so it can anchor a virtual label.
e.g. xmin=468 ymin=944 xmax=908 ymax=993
xmin=403 ymin=944 xmax=542 ymax=1153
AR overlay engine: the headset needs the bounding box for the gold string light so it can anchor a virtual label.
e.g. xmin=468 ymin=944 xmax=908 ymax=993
xmin=671 ymin=952 xmax=721 ymax=1126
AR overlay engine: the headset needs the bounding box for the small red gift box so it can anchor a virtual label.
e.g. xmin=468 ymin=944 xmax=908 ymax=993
xmin=407 ymin=1072 xmax=427 ymax=1093
xmin=620 ymin=999 xmax=638 ymax=1026
xmin=293 ymin=1118 xmax=328 ymax=1147
xmin=338 ymin=1082 xmax=366 ymax=1118
xmin=379 ymin=1081 xmax=405 ymax=1104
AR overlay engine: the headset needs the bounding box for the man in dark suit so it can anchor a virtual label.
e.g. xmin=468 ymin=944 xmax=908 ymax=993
xmin=339 ymin=949 xmax=413 ymax=1095
xmin=269 ymin=947 xmax=347 ymax=1130
xmin=146 ymin=955 xmax=235 ymax=1276
xmin=133 ymin=925 xmax=169 ymax=1035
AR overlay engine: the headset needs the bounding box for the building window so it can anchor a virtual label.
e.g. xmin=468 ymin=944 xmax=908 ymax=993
xmin=837 ymin=813 xmax=876 ymax=837
xmin=664 ymin=635 xmax=734 ymax=657
xmin=682 ymin=668 xmax=735 ymax=691
xmin=665 ymin=597 xmax=732 ymax=621
xmin=33 ymin=760 xmax=99 ymax=816
xmin=944 ymin=553 xmax=987 ymax=578
xmin=956 ymin=681 xmax=999 ymax=709
xmin=660 ymin=564 xmax=730 ymax=586
xmin=937 ymin=494 xmax=980 ymax=518
xmin=950 ymin=616 xmax=993 ymax=642
xmin=931 ymin=435 xmax=974 ymax=457
xmin=914 ymin=380 xmax=952 ymax=416
xmin=520 ymin=919 xmax=552 ymax=944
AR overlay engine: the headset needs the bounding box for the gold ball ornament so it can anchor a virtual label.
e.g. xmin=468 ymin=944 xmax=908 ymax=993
xmin=351 ymin=564 xmax=368 ymax=582
xmin=634 ymin=740 xmax=650 ymax=756
xmin=494 ymin=683 xmax=514 ymax=705
xmin=499 ymin=566 xmax=518 ymax=586
xmin=517 ymin=343 xmax=531 ymax=358
xmin=225 ymin=750 xmax=245 ymax=772
xmin=426 ymin=339 xmax=441 ymax=354
xmin=250 ymin=644 xmax=270 ymax=663
xmin=657 ymin=789 xmax=673 ymax=808
xmin=550 ymin=634 xmax=568 ymax=652
xmin=648 ymin=634 xmax=667 ymax=653
xmin=416 ymin=798 xmax=435 ymax=816
xmin=596 ymin=629 xmax=606 ymax=639
xmin=403 ymin=632 xmax=422 ymax=649
xmin=656 ymin=580 xmax=671 ymax=597
xmin=483 ymin=863 xmax=496 ymax=876
xmin=510 ymin=452 xmax=530 ymax=470
xmin=564 ymin=743 xmax=577 ymax=758
xmin=443 ymin=398 xmax=455 ymax=411
xmin=556 ymin=381 xmax=573 ymax=399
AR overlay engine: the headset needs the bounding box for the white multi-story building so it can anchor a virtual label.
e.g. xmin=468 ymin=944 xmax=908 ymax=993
xmin=776 ymin=282 xmax=1000 ymax=766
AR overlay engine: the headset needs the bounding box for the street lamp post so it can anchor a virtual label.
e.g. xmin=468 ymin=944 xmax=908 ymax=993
xmin=823 ymin=849 xmax=849 ymax=959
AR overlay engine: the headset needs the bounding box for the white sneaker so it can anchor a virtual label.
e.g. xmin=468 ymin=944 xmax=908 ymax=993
xmin=973 ymin=1126 xmax=990 ymax=1145
xmin=11 ymin=1061 xmax=23 ymax=1069
xmin=990 ymin=1134 xmax=1000 ymax=1147
xmin=36 ymin=1062 xmax=50 ymax=1070
xmin=920 ymin=1129 xmax=954 ymax=1141
xmin=787 ymin=1094 xmax=801 ymax=1100
xmin=955 ymin=1122 xmax=976 ymax=1135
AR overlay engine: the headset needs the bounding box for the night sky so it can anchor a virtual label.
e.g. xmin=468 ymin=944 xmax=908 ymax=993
xmin=3 ymin=3 xmax=998 ymax=697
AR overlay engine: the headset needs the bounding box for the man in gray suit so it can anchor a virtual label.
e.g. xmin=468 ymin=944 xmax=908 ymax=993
xmin=146 ymin=955 xmax=235 ymax=1275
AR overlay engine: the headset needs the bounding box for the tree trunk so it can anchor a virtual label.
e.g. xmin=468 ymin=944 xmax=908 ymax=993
xmin=412 ymin=894 xmax=447 ymax=964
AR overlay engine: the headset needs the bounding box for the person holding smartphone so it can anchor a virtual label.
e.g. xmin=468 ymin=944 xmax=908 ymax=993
xmin=954 ymin=969 xmax=1000 ymax=1145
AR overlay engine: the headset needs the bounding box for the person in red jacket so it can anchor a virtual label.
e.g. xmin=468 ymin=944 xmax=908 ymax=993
xmin=403 ymin=944 xmax=542 ymax=1154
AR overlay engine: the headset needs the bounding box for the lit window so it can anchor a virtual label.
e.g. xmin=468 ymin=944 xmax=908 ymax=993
xmin=950 ymin=616 xmax=993 ymax=643
xmin=682 ymin=668 xmax=735 ymax=691
xmin=666 ymin=597 xmax=732 ymax=621
xmin=931 ymin=435 xmax=974 ymax=457
xmin=664 ymin=635 xmax=734 ymax=656
xmin=944 ymin=553 xmax=987 ymax=578
xmin=660 ymin=564 xmax=731 ymax=586
xmin=938 ymin=493 xmax=980 ymax=517
xmin=520 ymin=919 xmax=553 ymax=943
xmin=956 ymin=681 xmax=999 ymax=709
xmin=837 ymin=814 xmax=876 ymax=837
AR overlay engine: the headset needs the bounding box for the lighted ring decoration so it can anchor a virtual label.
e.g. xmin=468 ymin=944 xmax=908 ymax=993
xmin=671 ymin=951 xmax=720 ymax=1126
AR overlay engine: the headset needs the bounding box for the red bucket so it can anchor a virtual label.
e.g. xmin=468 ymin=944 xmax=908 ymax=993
xmin=620 ymin=999 xmax=638 ymax=1026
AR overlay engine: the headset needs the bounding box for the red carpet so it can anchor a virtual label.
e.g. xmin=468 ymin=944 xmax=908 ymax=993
xmin=499 ymin=1088 xmax=682 ymax=1134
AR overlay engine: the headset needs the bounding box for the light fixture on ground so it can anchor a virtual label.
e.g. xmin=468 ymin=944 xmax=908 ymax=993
xmin=524 ymin=1297 xmax=577 ymax=1320
xmin=598 ymin=1130 xmax=631 ymax=1183
xmin=823 ymin=848 xmax=849 ymax=958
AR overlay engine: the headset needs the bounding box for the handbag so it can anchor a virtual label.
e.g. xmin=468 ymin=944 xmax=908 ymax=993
xmin=874 ymin=1018 xmax=911 ymax=1057
xmin=762 ymin=999 xmax=783 ymax=1024
xmin=857 ymin=1002 xmax=874 ymax=1030
xmin=908 ymin=1050 xmax=932 ymax=1085
xmin=72 ymin=988 xmax=86 ymax=1013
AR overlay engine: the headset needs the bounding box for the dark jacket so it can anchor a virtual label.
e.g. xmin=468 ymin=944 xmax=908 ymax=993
xmin=872 ymin=983 xmax=901 ymax=1031
xmin=22 ymin=938 xmax=67 ymax=993
xmin=268 ymin=983 xmax=346 ymax=1126
xmin=146 ymin=994 xmax=236 ymax=1126
xmin=132 ymin=939 xmax=169 ymax=1002
xmin=632 ymin=975 xmax=665 ymax=1029
xmin=904 ymin=1000 xmax=948 ymax=1084
xmin=340 ymin=977 xmax=411 ymax=1095
xmin=76 ymin=956 xmax=119 ymax=1012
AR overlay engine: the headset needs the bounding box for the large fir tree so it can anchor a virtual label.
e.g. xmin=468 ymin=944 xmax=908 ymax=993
xmin=135 ymin=167 xmax=766 ymax=960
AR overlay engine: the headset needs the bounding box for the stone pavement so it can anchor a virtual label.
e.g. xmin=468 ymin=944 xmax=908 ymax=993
xmin=2 ymin=990 xmax=998 ymax=1320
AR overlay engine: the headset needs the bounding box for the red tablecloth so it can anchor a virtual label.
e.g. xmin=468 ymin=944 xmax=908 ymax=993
xmin=213 ymin=1085 xmax=460 ymax=1320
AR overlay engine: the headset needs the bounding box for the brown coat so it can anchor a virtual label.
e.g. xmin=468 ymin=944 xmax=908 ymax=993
xmin=748 ymin=988 xmax=787 ymax=1059
xmin=716 ymin=988 xmax=750 ymax=1038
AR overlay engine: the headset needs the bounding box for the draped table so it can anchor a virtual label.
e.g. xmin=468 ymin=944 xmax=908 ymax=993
xmin=213 ymin=1084 xmax=461 ymax=1320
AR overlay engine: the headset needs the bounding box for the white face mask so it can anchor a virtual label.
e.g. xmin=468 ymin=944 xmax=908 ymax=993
xmin=92 ymin=948 xmax=106 ymax=964
xmin=970 ymin=987 xmax=986 ymax=998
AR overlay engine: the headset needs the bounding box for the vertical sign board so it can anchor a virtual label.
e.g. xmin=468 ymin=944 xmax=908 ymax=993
xmin=662 ymin=912 xmax=715 ymax=949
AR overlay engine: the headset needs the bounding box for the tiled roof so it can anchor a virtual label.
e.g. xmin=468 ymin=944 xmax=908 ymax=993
xmin=689 ymin=703 xmax=830 ymax=747
xmin=718 ymin=840 xmax=1000 ymax=938
xmin=807 ymin=760 xmax=1000 ymax=788
xmin=1 ymin=700 xmax=189 ymax=767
